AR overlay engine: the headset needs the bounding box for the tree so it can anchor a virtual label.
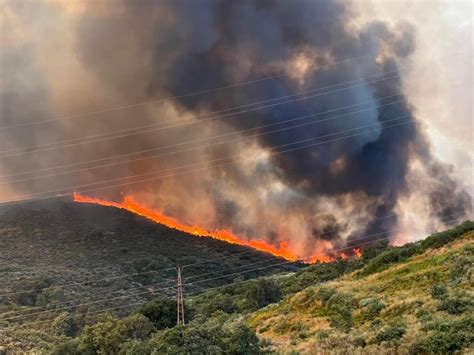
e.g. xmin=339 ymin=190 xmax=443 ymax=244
xmin=244 ymin=279 xmax=282 ymax=311
xmin=138 ymin=298 xmax=177 ymax=329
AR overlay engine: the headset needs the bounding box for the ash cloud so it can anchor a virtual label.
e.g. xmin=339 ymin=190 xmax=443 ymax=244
xmin=0 ymin=0 xmax=471 ymax=257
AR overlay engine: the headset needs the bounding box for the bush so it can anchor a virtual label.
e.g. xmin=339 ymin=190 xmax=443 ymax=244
xmin=76 ymin=314 xmax=153 ymax=354
xmin=420 ymin=221 xmax=474 ymax=250
xmin=376 ymin=323 xmax=406 ymax=342
xmin=413 ymin=317 xmax=474 ymax=353
xmin=52 ymin=313 xmax=80 ymax=337
xmin=437 ymin=297 xmax=471 ymax=315
xmin=154 ymin=320 xmax=261 ymax=354
xmin=10 ymin=277 xmax=53 ymax=306
xmin=359 ymin=298 xmax=385 ymax=321
xmin=225 ymin=324 xmax=260 ymax=354
xmin=326 ymin=292 xmax=355 ymax=332
xmin=430 ymin=285 xmax=448 ymax=300
xmin=360 ymin=243 xmax=421 ymax=276
xmin=51 ymin=339 xmax=81 ymax=355
xmin=317 ymin=287 xmax=337 ymax=303
xmin=138 ymin=298 xmax=177 ymax=329
xmin=450 ymin=255 xmax=472 ymax=284
xmin=119 ymin=340 xmax=154 ymax=355
xmin=244 ymin=279 xmax=282 ymax=311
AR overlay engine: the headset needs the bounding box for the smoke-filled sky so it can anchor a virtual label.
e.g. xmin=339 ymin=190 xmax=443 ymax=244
xmin=0 ymin=0 xmax=472 ymax=258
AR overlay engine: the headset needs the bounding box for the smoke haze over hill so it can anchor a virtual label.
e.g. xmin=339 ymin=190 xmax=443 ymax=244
xmin=0 ymin=0 xmax=471 ymax=258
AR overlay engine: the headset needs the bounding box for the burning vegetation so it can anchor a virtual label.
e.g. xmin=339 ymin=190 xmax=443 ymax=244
xmin=74 ymin=192 xmax=341 ymax=263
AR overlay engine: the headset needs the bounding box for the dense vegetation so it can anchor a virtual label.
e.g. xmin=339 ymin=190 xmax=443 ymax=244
xmin=0 ymin=199 xmax=472 ymax=353
xmin=0 ymin=199 xmax=297 ymax=353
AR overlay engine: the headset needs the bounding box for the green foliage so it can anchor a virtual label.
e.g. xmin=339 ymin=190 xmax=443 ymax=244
xmin=154 ymin=321 xmax=261 ymax=354
xmin=51 ymin=339 xmax=82 ymax=355
xmin=358 ymin=221 xmax=473 ymax=277
xmin=9 ymin=277 xmax=53 ymax=306
xmin=74 ymin=314 xmax=153 ymax=354
xmin=450 ymin=254 xmax=472 ymax=284
xmin=244 ymin=279 xmax=282 ymax=311
xmin=138 ymin=298 xmax=177 ymax=329
xmin=376 ymin=322 xmax=406 ymax=343
xmin=317 ymin=289 xmax=355 ymax=332
xmin=430 ymin=284 xmax=448 ymax=300
xmin=224 ymin=324 xmax=261 ymax=354
xmin=437 ymin=297 xmax=472 ymax=315
xmin=282 ymin=259 xmax=362 ymax=294
xmin=359 ymin=298 xmax=385 ymax=321
xmin=119 ymin=340 xmax=154 ymax=355
xmin=359 ymin=243 xmax=421 ymax=276
xmin=52 ymin=313 xmax=81 ymax=337
xmin=420 ymin=221 xmax=474 ymax=250
xmin=411 ymin=316 xmax=474 ymax=354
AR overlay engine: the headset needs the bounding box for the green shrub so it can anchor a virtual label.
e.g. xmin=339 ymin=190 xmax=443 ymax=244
xmin=415 ymin=317 xmax=474 ymax=353
xmin=376 ymin=323 xmax=406 ymax=342
xmin=138 ymin=298 xmax=177 ymax=329
xmin=317 ymin=287 xmax=337 ymax=304
xmin=360 ymin=243 xmax=421 ymax=276
xmin=119 ymin=340 xmax=154 ymax=355
xmin=52 ymin=313 xmax=80 ymax=337
xmin=450 ymin=255 xmax=472 ymax=284
xmin=359 ymin=298 xmax=385 ymax=321
xmin=224 ymin=324 xmax=260 ymax=354
xmin=317 ymin=330 xmax=330 ymax=340
xmin=75 ymin=314 xmax=153 ymax=354
xmin=430 ymin=285 xmax=448 ymax=300
xmin=244 ymin=278 xmax=282 ymax=311
xmin=326 ymin=292 xmax=355 ymax=332
xmin=420 ymin=221 xmax=474 ymax=250
xmin=51 ymin=339 xmax=81 ymax=355
xmin=437 ymin=297 xmax=472 ymax=315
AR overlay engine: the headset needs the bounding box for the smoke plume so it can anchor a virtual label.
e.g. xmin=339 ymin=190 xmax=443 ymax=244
xmin=0 ymin=0 xmax=471 ymax=258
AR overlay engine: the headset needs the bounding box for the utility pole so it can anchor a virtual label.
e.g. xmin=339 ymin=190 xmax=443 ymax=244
xmin=176 ymin=266 xmax=185 ymax=326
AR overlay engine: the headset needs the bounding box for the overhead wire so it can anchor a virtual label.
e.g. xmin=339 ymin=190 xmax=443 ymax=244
xmin=0 ymin=71 xmax=399 ymax=158
xmin=0 ymin=113 xmax=416 ymax=206
xmin=0 ymin=212 xmax=468 ymax=331
xmin=0 ymin=54 xmax=371 ymax=131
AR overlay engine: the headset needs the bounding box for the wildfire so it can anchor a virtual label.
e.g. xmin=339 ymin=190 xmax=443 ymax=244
xmin=353 ymin=248 xmax=362 ymax=258
xmin=73 ymin=193 xmax=363 ymax=264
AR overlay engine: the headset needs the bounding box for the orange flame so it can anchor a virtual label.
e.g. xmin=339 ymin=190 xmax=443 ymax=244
xmin=73 ymin=192 xmax=326 ymax=262
xmin=353 ymin=247 xmax=362 ymax=258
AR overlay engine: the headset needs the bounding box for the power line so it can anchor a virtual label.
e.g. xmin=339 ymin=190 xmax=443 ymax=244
xmin=2 ymin=210 xmax=467 ymax=319
xmin=0 ymin=71 xmax=398 ymax=158
xmin=0 ymin=257 xmax=283 ymax=321
xmin=0 ymin=94 xmax=404 ymax=185
xmin=0 ymin=90 xmax=402 ymax=181
xmin=0 ymin=55 xmax=372 ymax=131
xmin=0 ymin=248 xmax=264 ymax=298
xmin=0 ymin=115 xmax=415 ymax=206
xmin=1 ymin=214 xmax=468 ymax=331
xmin=1 ymin=194 xmax=463 ymax=313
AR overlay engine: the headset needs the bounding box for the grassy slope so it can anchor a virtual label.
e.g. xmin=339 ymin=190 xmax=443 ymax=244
xmin=249 ymin=231 xmax=473 ymax=354
xmin=0 ymin=198 xmax=297 ymax=352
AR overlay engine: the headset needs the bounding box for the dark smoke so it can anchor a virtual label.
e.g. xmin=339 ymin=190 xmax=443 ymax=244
xmin=0 ymin=0 xmax=471 ymax=256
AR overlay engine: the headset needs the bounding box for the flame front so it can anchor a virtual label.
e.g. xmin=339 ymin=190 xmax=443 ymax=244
xmin=73 ymin=192 xmax=320 ymax=262
xmin=72 ymin=193 xmax=366 ymax=263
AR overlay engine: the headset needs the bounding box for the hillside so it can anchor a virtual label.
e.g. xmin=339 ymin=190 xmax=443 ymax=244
xmin=0 ymin=198 xmax=298 ymax=352
xmin=3 ymin=220 xmax=470 ymax=354
xmin=249 ymin=224 xmax=473 ymax=354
